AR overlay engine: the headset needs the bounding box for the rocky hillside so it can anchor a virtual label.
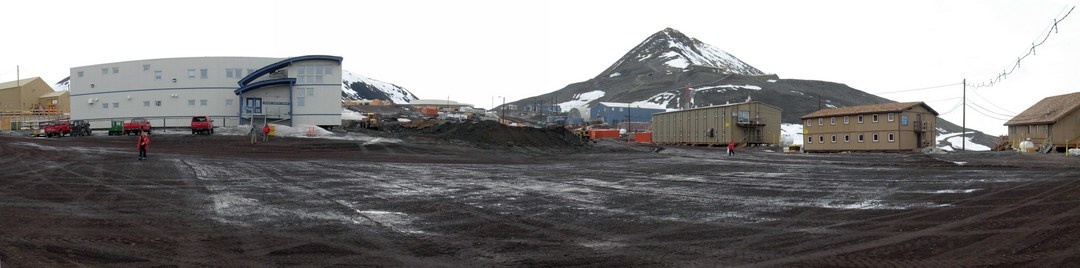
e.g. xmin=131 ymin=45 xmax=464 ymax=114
xmin=504 ymin=28 xmax=996 ymax=149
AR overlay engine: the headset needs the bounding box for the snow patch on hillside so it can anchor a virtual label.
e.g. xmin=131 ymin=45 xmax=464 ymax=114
xmin=938 ymin=132 xmax=990 ymax=151
xmin=558 ymin=90 xmax=606 ymax=118
xmin=781 ymin=123 xmax=804 ymax=146
xmin=342 ymin=70 xmax=416 ymax=104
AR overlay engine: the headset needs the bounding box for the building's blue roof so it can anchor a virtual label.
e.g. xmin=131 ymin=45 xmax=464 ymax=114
xmin=237 ymin=55 xmax=342 ymax=86
xmin=234 ymin=78 xmax=295 ymax=95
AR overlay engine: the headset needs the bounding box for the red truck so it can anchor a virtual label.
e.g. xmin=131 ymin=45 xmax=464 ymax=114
xmin=43 ymin=121 xmax=72 ymax=138
xmin=191 ymin=116 xmax=214 ymax=134
xmin=123 ymin=118 xmax=152 ymax=135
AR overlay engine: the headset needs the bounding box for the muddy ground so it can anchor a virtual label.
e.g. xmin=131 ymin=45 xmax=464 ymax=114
xmin=2 ymin=130 xmax=1080 ymax=267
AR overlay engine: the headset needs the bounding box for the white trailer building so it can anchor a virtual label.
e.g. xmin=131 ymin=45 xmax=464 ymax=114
xmin=69 ymin=55 xmax=343 ymax=129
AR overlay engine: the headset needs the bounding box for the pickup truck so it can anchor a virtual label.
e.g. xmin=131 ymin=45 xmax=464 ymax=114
xmin=123 ymin=118 xmax=152 ymax=135
xmin=43 ymin=121 xmax=72 ymax=138
xmin=191 ymin=116 xmax=214 ymax=134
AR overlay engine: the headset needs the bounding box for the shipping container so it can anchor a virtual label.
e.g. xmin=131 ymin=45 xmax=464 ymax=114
xmin=589 ymin=129 xmax=621 ymax=139
xmin=634 ymin=132 xmax=653 ymax=143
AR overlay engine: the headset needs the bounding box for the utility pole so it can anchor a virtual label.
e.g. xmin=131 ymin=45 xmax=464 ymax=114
xmin=962 ymin=79 xmax=966 ymax=151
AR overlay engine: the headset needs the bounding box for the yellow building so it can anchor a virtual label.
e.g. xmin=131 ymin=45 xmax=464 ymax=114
xmin=0 ymin=77 xmax=67 ymax=130
xmin=802 ymin=102 xmax=937 ymax=152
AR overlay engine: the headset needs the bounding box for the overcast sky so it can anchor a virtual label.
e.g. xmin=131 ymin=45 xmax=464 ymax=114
xmin=2 ymin=0 xmax=1077 ymax=135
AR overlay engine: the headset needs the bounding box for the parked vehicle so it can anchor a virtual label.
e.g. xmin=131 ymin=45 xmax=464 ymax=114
xmin=191 ymin=116 xmax=214 ymax=134
xmin=108 ymin=120 xmax=124 ymax=136
xmin=71 ymin=120 xmax=92 ymax=136
xmin=43 ymin=121 xmax=72 ymax=138
xmin=123 ymin=118 xmax=152 ymax=135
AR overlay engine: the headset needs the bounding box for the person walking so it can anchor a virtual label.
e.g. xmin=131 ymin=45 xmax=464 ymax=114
xmin=249 ymin=124 xmax=258 ymax=144
xmin=727 ymin=140 xmax=735 ymax=156
xmin=262 ymin=124 xmax=271 ymax=142
xmin=137 ymin=132 xmax=150 ymax=160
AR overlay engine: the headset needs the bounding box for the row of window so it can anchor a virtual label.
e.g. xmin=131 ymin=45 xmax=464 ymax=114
xmin=807 ymin=113 xmax=895 ymax=126
xmin=99 ymin=99 xmax=237 ymax=109
xmin=77 ymin=66 xmax=334 ymax=83
xmin=809 ymin=133 xmax=896 ymax=143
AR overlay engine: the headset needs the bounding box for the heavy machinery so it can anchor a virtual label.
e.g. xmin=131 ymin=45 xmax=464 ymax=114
xmin=108 ymin=120 xmax=124 ymax=136
xmin=71 ymin=120 xmax=91 ymax=136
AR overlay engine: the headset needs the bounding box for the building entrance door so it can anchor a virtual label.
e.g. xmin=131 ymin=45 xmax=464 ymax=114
xmin=246 ymin=98 xmax=262 ymax=114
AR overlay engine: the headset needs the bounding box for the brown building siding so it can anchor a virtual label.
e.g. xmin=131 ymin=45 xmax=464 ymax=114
xmin=1005 ymin=92 xmax=1080 ymax=150
xmin=802 ymin=102 xmax=937 ymax=152
xmin=652 ymin=102 xmax=782 ymax=145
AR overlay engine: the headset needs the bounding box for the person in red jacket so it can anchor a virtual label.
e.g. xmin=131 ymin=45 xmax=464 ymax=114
xmin=261 ymin=124 xmax=270 ymax=142
xmin=727 ymin=140 xmax=735 ymax=156
xmin=137 ymin=132 xmax=150 ymax=160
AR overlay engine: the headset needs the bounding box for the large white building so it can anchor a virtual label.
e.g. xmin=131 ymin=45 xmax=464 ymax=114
xmin=69 ymin=55 xmax=343 ymax=129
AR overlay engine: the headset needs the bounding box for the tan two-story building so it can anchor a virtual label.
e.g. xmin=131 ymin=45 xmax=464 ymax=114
xmin=801 ymin=102 xmax=937 ymax=152
xmin=1004 ymin=92 xmax=1080 ymax=152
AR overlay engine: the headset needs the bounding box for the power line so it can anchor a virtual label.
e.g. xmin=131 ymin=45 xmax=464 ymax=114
xmin=969 ymin=87 xmax=1018 ymax=115
xmin=871 ymin=82 xmax=962 ymax=95
xmin=966 ymin=98 xmax=1016 ymax=118
xmin=966 ymin=5 xmax=1076 ymax=90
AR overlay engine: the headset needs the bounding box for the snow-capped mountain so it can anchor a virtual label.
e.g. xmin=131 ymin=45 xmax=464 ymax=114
xmin=504 ymin=27 xmax=997 ymax=150
xmin=341 ymin=70 xmax=418 ymax=104
xmin=598 ymin=28 xmax=763 ymax=79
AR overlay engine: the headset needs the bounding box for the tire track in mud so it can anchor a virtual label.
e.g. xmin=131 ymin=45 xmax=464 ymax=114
xmin=740 ymin=171 xmax=1080 ymax=267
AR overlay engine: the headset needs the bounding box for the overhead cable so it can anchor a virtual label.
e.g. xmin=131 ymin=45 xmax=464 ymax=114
xmin=967 ymin=5 xmax=1075 ymax=89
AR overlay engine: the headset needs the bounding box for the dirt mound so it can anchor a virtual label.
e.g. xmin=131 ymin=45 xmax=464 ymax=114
xmin=388 ymin=120 xmax=588 ymax=148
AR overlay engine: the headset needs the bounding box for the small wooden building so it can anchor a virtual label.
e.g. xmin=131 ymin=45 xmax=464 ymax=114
xmin=652 ymin=101 xmax=782 ymax=146
xmin=801 ymin=102 xmax=937 ymax=152
xmin=1004 ymin=92 xmax=1080 ymax=152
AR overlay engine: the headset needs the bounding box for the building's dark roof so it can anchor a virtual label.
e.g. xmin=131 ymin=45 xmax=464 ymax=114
xmin=1004 ymin=92 xmax=1080 ymax=126
xmin=801 ymin=102 xmax=937 ymax=119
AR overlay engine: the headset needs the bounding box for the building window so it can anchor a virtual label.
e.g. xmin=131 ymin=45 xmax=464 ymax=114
xmin=831 ymin=135 xmax=836 ymax=143
xmin=144 ymin=101 xmax=150 ymax=107
xmin=154 ymin=71 xmax=162 ymax=80
xmin=808 ymin=136 xmax=813 ymax=143
xmin=830 ymin=117 xmax=836 ymax=125
xmin=188 ymin=99 xmax=196 ymax=106
xmin=888 ymin=113 xmax=895 ymax=122
xmin=155 ymin=100 xmax=162 ymax=107
xmin=805 ymin=119 xmax=812 ymax=126
xmin=101 ymin=103 xmax=108 ymax=109
xmin=872 ymin=114 xmax=879 ymax=122
xmin=78 ymin=71 xmax=84 ymax=77
xmin=858 ymin=115 xmax=864 ymax=123
xmin=226 ymin=99 xmax=234 ymax=106
xmin=143 ymin=64 xmax=150 ymax=71
xmin=297 ymin=96 xmax=305 ymax=107
xmin=819 ymin=136 xmax=824 ymax=143
xmin=112 ymin=102 xmax=119 ymax=108
xmin=858 ymin=134 xmax=865 ymax=142
xmin=888 ymin=133 xmax=895 ymax=142
xmin=188 ymin=69 xmax=196 ymax=78
xmin=200 ymin=99 xmax=208 ymax=106
xmin=112 ymin=67 xmax=119 ymax=74
xmin=873 ymin=133 xmax=880 ymax=142
xmin=101 ymin=68 xmax=108 ymax=75
xmin=844 ymin=134 xmax=850 ymax=142
xmin=226 ymin=69 xmax=234 ymax=78
xmin=307 ymin=88 xmax=314 ymax=96
xmin=818 ymin=118 xmax=823 ymax=125
xmin=200 ymin=69 xmax=208 ymax=79
xmin=844 ymin=116 xmax=849 ymax=124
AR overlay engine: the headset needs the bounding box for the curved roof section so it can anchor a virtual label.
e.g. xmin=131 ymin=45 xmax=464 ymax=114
xmin=237 ymin=55 xmax=343 ymax=86
xmin=234 ymin=78 xmax=296 ymax=95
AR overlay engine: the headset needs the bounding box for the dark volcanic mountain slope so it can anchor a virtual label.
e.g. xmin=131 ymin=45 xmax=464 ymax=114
xmin=504 ymin=27 xmax=995 ymax=148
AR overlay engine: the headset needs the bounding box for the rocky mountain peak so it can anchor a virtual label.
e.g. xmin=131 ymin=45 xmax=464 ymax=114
xmin=597 ymin=28 xmax=764 ymax=78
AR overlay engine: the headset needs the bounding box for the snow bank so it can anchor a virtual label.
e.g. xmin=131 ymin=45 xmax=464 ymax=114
xmin=342 ymin=108 xmax=366 ymax=120
xmin=938 ymin=132 xmax=990 ymax=151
